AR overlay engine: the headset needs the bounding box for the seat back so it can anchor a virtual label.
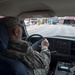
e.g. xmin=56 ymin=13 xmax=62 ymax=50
xmin=0 ymin=56 xmax=29 ymax=75
xmin=0 ymin=25 xmax=8 ymax=50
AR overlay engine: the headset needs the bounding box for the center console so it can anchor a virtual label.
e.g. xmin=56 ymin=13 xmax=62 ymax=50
xmin=54 ymin=62 xmax=75 ymax=75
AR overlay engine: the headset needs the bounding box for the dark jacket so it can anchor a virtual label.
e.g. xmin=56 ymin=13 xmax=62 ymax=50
xmin=0 ymin=40 xmax=51 ymax=75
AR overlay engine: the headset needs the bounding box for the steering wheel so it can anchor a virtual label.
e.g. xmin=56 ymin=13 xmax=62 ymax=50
xmin=26 ymin=34 xmax=57 ymax=54
xmin=26 ymin=34 xmax=45 ymax=52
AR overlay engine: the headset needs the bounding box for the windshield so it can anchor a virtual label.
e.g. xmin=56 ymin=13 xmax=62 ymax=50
xmin=25 ymin=16 xmax=75 ymax=38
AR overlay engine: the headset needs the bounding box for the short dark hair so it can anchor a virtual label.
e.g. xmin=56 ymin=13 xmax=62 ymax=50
xmin=1 ymin=16 xmax=23 ymax=28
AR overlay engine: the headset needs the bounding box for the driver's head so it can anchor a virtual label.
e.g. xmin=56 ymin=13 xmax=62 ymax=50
xmin=1 ymin=16 xmax=23 ymax=41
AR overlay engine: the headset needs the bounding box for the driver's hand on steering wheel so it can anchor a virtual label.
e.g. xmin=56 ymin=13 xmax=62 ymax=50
xmin=41 ymin=39 xmax=49 ymax=48
xmin=34 ymin=39 xmax=49 ymax=54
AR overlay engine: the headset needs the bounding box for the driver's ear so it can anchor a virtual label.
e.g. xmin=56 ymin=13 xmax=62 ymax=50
xmin=12 ymin=28 xmax=18 ymax=36
xmin=15 ymin=29 xmax=19 ymax=36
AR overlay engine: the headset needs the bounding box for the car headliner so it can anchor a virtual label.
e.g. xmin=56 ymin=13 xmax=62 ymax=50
xmin=0 ymin=0 xmax=75 ymax=18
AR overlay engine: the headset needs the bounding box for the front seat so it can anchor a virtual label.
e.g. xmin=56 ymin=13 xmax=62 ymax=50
xmin=0 ymin=22 xmax=29 ymax=75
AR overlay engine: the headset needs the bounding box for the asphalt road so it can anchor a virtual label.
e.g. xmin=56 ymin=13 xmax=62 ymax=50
xmin=28 ymin=24 xmax=75 ymax=37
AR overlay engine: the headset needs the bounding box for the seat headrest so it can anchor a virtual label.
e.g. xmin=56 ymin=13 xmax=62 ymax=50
xmin=0 ymin=25 xmax=8 ymax=50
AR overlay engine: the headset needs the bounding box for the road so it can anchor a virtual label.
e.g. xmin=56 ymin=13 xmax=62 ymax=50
xmin=27 ymin=24 xmax=75 ymax=37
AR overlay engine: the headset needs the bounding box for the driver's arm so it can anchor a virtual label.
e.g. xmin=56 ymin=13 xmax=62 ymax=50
xmin=34 ymin=39 xmax=51 ymax=74
xmin=26 ymin=39 xmax=51 ymax=74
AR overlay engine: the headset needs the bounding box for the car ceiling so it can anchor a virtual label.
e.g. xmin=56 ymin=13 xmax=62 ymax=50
xmin=0 ymin=0 xmax=75 ymax=18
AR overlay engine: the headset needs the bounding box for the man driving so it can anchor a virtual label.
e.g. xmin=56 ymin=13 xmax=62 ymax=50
xmin=0 ymin=16 xmax=51 ymax=75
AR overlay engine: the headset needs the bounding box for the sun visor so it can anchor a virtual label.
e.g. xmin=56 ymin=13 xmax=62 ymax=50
xmin=18 ymin=10 xmax=55 ymax=19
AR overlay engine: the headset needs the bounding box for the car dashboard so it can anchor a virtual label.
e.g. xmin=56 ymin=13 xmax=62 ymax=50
xmin=47 ymin=37 xmax=75 ymax=62
xmin=31 ymin=37 xmax=75 ymax=62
